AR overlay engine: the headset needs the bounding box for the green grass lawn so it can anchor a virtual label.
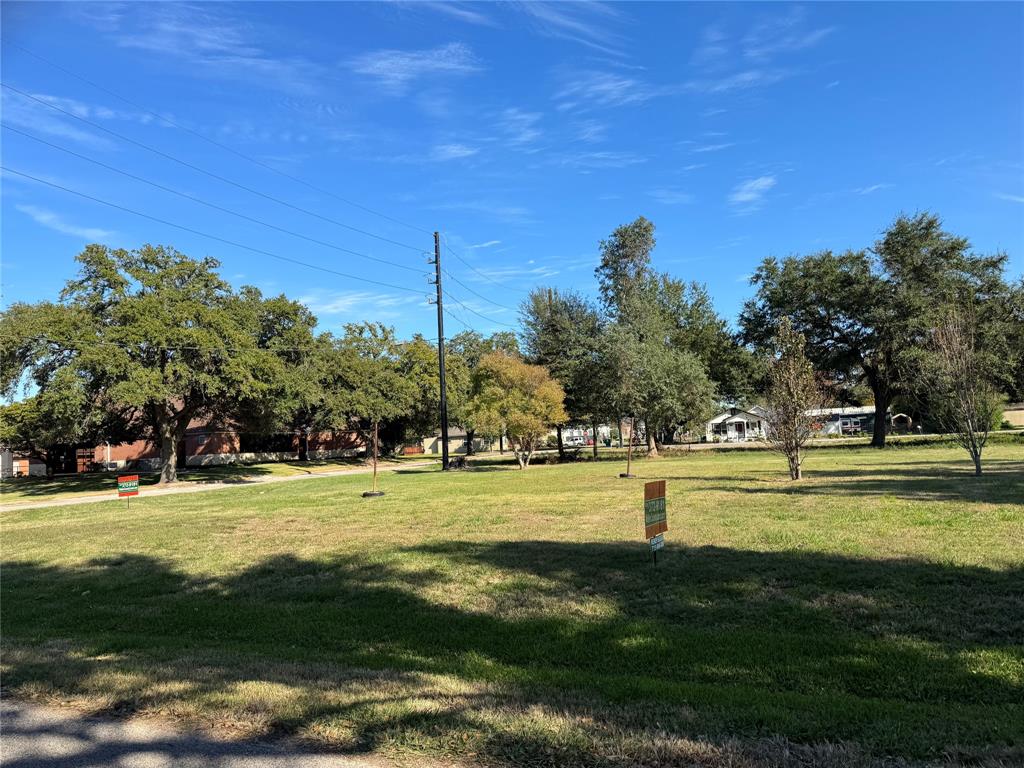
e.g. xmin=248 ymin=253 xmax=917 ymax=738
xmin=3 ymin=442 xmax=1022 ymax=766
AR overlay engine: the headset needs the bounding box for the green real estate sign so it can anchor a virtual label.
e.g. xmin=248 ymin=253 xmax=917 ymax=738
xmin=643 ymin=480 xmax=667 ymax=539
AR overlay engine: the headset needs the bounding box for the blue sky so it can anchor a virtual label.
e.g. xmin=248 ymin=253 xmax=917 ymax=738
xmin=2 ymin=1 xmax=1022 ymax=339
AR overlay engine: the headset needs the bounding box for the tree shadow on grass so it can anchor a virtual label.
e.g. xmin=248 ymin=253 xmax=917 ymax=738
xmin=1 ymin=464 xmax=278 ymax=500
xmin=2 ymin=545 xmax=1022 ymax=766
xmin=672 ymin=459 xmax=1024 ymax=506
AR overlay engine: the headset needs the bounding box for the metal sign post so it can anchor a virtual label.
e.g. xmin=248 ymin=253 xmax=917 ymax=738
xmin=643 ymin=480 xmax=667 ymax=564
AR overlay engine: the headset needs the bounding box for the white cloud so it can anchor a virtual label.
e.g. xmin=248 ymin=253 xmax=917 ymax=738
xmin=575 ymin=119 xmax=607 ymax=143
xmin=729 ymin=176 xmax=777 ymax=209
xmin=467 ymin=240 xmax=501 ymax=249
xmin=16 ymin=205 xmax=114 ymax=240
xmin=685 ymin=68 xmax=788 ymax=94
xmin=648 ymin=188 xmax=693 ymax=206
xmin=347 ymin=42 xmax=481 ymax=94
xmin=431 ymin=143 xmax=479 ymax=161
xmin=299 ymin=290 xmax=424 ymax=319
xmin=691 ymin=142 xmax=735 ymax=153
xmin=554 ymin=150 xmax=646 ymax=169
xmin=431 ymin=200 xmax=533 ymax=224
xmin=855 ymin=183 xmax=892 ymax=195
xmin=415 ymin=1 xmax=496 ymax=26
xmin=826 ymin=80 xmax=841 ymax=89
xmin=995 ymin=192 xmax=1024 ymax=203
xmin=497 ymin=108 xmax=543 ymax=148
xmin=743 ymin=9 xmax=835 ymax=61
xmin=516 ymin=2 xmax=625 ymax=56
xmin=93 ymin=3 xmax=324 ymax=95
xmin=555 ymin=70 xmax=656 ymax=111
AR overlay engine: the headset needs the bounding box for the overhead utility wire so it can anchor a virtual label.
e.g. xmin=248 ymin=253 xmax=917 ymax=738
xmin=3 ymin=40 xmax=430 ymax=236
xmin=441 ymin=232 xmax=532 ymax=296
xmin=2 ymin=83 xmax=425 ymax=253
xmin=2 ymin=167 xmax=425 ymax=296
xmin=441 ymin=266 xmax=519 ymax=312
xmin=442 ymin=306 xmax=475 ymax=334
xmin=2 ymin=124 xmax=424 ymax=275
xmin=443 ymin=287 xmax=518 ymax=329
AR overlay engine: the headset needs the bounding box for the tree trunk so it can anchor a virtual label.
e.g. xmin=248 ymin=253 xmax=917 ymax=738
xmin=868 ymin=386 xmax=890 ymax=448
xmin=972 ymin=449 xmax=982 ymax=476
xmin=617 ymin=419 xmax=624 ymax=448
xmin=371 ymin=421 xmax=379 ymax=492
xmin=592 ymin=419 xmax=599 ymax=458
xmin=556 ymin=425 xmax=565 ymax=459
xmin=645 ymin=419 xmax=658 ymax=457
xmin=466 ymin=428 xmax=476 ymax=456
xmin=159 ymin=425 xmax=179 ymax=484
xmin=792 ymin=446 xmax=802 ymax=480
xmin=625 ymin=427 xmax=634 ymax=476
xmin=499 ymin=433 xmax=504 ymax=454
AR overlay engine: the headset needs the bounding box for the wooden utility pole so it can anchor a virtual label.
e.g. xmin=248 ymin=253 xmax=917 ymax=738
xmin=432 ymin=232 xmax=451 ymax=471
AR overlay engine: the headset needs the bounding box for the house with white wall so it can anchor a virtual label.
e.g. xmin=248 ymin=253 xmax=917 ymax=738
xmin=704 ymin=407 xmax=768 ymax=442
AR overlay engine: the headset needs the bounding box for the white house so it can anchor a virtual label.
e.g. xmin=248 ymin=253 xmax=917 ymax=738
xmin=704 ymin=406 xmax=768 ymax=442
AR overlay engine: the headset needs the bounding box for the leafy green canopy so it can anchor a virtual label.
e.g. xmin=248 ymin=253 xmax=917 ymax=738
xmin=0 ymin=244 xmax=317 ymax=482
xmin=740 ymin=213 xmax=1014 ymax=446
xmin=467 ymin=351 xmax=567 ymax=468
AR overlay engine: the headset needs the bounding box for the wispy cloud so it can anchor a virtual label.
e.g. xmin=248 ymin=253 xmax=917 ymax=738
xmin=347 ymin=42 xmax=480 ymax=94
xmin=575 ymin=119 xmax=607 ymax=143
xmin=431 ymin=200 xmax=534 ymax=224
xmin=516 ymin=2 xmax=625 ymax=57
xmin=685 ymin=69 xmax=788 ymax=94
xmin=648 ymin=188 xmax=693 ymax=206
xmin=16 ymin=204 xmax=114 ymax=240
xmin=854 ymin=183 xmax=892 ymax=195
xmin=729 ymin=175 xmax=777 ymax=211
xmin=690 ymin=142 xmax=735 ymax=153
xmin=994 ymin=192 xmax=1024 ymax=204
xmin=414 ymin=1 xmax=497 ymax=27
xmin=496 ymin=108 xmax=543 ymax=148
xmin=431 ymin=143 xmax=479 ymax=161
xmin=299 ymin=290 xmax=424 ymax=320
xmin=553 ymin=150 xmax=647 ymax=169
xmin=468 ymin=264 xmax=559 ymax=283
xmin=467 ymin=240 xmax=502 ymax=250
xmin=743 ymin=8 xmax=835 ymax=61
xmin=89 ymin=3 xmax=325 ymax=95
xmin=687 ymin=9 xmax=834 ymax=95
xmin=554 ymin=70 xmax=657 ymax=112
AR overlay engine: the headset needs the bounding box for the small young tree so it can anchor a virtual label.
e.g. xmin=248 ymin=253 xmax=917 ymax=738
xmin=921 ymin=308 xmax=1001 ymax=476
xmin=337 ymin=323 xmax=418 ymax=495
xmin=763 ymin=319 xmax=828 ymax=480
xmin=467 ymin=352 xmax=567 ymax=469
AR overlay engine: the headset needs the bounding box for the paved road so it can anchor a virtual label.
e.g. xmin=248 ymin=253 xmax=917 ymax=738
xmin=0 ymin=461 xmax=436 ymax=513
xmin=0 ymin=699 xmax=413 ymax=768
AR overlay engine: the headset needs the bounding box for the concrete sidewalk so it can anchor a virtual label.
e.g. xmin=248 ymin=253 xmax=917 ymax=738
xmin=0 ymin=699 xmax=435 ymax=767
xmin=0 ymin=460 xmax=436 ymax=513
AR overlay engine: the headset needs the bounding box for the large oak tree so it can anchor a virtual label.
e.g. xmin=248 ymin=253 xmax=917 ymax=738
xmin=741 ymin=213 xmax=1010 ymax=447
xmin=0 ymin=244 xmax=317 ymax=483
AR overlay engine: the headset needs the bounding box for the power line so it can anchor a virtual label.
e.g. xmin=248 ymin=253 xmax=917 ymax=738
xmin=2 ymin=167 xmax=426 ymax=296
xmin=441 ymin=232 xmax=532 ymax=295
xmin=2 ymin=83 xmax=426 ymax=254
xmin=3 ymin=41 xmax=431 ymax=236
xmin=443 ymin=287 xmax=519 ymax=329
xmin=2 ymin=123 xmax=425 ymax=275
xmin=441 ymin=266 xmax=519 ymax=312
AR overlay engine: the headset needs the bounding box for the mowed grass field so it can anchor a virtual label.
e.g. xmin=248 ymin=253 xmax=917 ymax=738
xmin=3 ymin=442 xmax=1023 ymax=767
